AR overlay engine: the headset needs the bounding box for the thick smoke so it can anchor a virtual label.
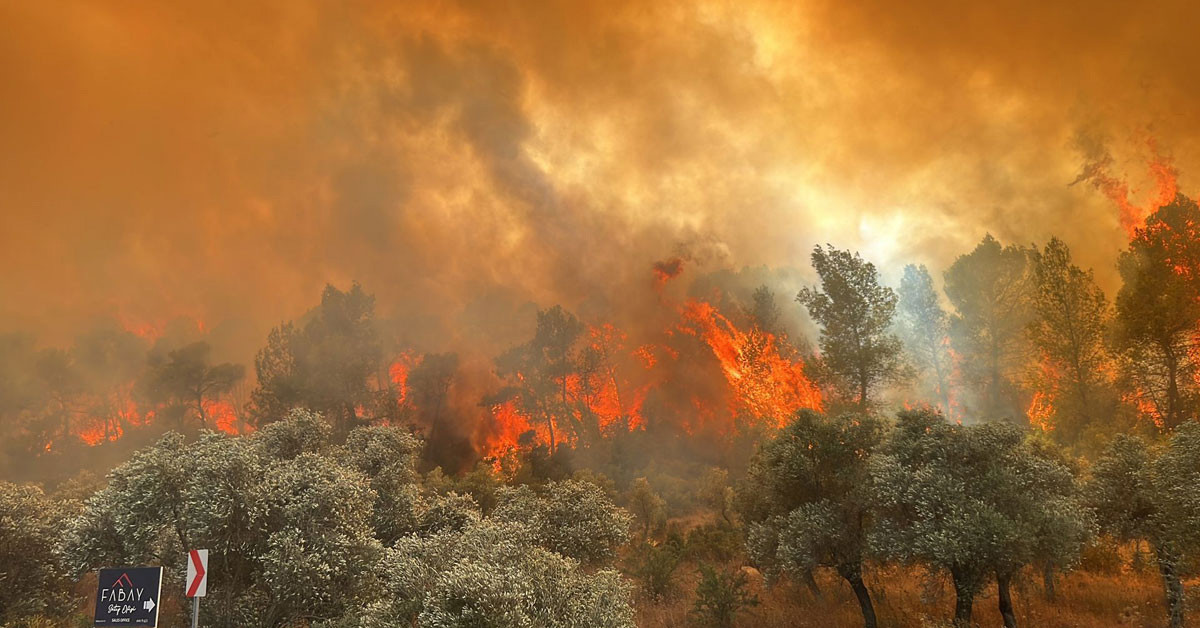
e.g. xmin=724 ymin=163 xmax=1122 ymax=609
xmin=1 ymin=0 xmax=1198 ymax=362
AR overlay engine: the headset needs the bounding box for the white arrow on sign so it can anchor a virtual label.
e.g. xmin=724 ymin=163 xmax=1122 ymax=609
xmin=186 ymin=549 xmax=208 ymax=598
xmin=144 ymin=599 xmax=155 ymax=612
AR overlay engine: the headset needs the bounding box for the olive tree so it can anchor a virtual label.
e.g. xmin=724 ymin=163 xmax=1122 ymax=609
xmin=340 ymin=425 xmax=424 ymax=544
xmin=1089 ymin=422 xmax=1200 ymax=628
xmin=872 ymin=409 xmax=1093 ymax=628
xmin=251 ymin=452 xmax=382 ymax=624
xmin=61 ymin=410 xmax=634 ymax=628
xmin=62 ymin=410 xmax=383 ymax=627
xmin=740 ymin=409 xmax=884 ymax=628
xmin=0 ymin=483 xmax=74 ymax=624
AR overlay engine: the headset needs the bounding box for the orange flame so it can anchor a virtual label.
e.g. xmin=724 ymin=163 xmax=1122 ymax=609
xmin=482 ymin=400 xmax=546 ymax=468
xmin=1123 ymin=389 xmax=1164 ymax=429
xmin=1079 ymin=147 xmax=1178 ymax=239
xmin=652 ymin=257 xmax=685 ymax=291
xmin=1026 ymin=354 xmax=1059 ymax=432
xmin=203 ymin=399 xmax=241 ymax=435
xmin=389 ymin=352 xmax=418 ymax=408
xmin=678 ymin=299 xmax=822 ymax=427
xmin=75 ymin=393 xmax=148 ymax=446
xmin=479 ymin=295 xmax=824 ymax=460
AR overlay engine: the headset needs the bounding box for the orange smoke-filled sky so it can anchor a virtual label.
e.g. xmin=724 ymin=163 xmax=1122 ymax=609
xmin=2 ymin=0 xmax=1198 ymax=349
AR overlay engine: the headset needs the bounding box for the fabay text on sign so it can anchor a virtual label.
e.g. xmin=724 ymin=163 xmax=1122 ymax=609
xmin=94 ymin=567 xmax=162 ymax=627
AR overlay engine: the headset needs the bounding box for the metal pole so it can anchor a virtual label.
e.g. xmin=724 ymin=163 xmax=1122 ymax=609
xmin=191 ymin=595 xmax=200 ymax=628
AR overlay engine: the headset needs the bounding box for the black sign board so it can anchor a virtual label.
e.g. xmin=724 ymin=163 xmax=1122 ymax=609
xmin=94 ymin=567 xmax=162 ymax=626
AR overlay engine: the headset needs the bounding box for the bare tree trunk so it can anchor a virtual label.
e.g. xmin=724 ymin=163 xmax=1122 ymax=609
xmin=802 ymin=568 xmax=822 ymax=598
xmin=953 ymin=572 xmax=976 ymax=628
xmin=1155 ymin=546 xmax=1186 ymax=628
xmin=840 ymin=563 xmax=877 ymax=628
xmin=197 ymin=392 xmax=208 ymax=428
xmin=1164 ymin=343 xmax=1181 ymax=429
xmin=997 ymin=571 xmax=1018 ymax=628
xmin=1042 ymin=561 xmax=1056 ymax=601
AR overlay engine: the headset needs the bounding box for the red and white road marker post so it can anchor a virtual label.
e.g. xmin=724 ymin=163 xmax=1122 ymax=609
xmin=186 ymin=549 xmax=208 ymax=628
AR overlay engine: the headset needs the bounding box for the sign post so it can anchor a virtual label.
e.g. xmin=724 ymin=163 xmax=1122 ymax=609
xmin=94 ymin=567 xmax=162 ymax=626
xmin=186 ymin=549 xmax=208 ymax=628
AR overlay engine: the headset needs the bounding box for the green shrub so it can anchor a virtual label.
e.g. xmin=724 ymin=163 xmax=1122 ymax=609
xmin=690 ymin=564 xmax=759 ymax=628
xmin=633 ymin=542 xmax=681 ymax=600
xmin=686 ymin=523 xmax=742 ymax=563
xmin=1079 ymin=536 xmax=1123 ymax=574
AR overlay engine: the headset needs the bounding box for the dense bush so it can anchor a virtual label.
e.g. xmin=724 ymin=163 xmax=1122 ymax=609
xmin=329 ymin=519 xmax=635 ymax=627
xmin=493 ymin=479 xmax=632 ymax=565
xmin=0 ymin=483 xmax=74 ymax=624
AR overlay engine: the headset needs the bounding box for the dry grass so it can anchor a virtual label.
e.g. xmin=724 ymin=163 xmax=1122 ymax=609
xmin=635 ymin=561 xmax=1187 ymax=628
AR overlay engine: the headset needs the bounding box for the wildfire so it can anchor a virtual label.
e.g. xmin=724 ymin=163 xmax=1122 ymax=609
xmin=1026 ymin=355 xmax=1060 ymax=432
xmin=203 ymin=400 xmax=241 ymax=435
xmin=115 ymin=313 xmax=208 ymax=341
xmin=478 ymin=294 xmax=822 ymax=461
xmin=482 ymin=400 xmax=547 ymax=469
xmin=74 ymin=395 xmax=153 ymax=446
xmin=652 ymin=257 xmax=685 ymax=291
xmin=67 ymin=390 xmax=241 ymax=450
xmin=634 ymin=344 xmax=658 ymax=369
xmin=1076 ymin=146 xmax=1178 ymax=239
xmin=480 ymin=324 xmax=651 ymax=463
xmin=678 ymin=299 xmax=822 ymax=427
xmin=1123 ymin=389 xmax=1164 ymax=429
xmin=389 ymin=352 xmax=418 ymax=408
xmin=1026 ymin=391 xmax=1054 ymax=432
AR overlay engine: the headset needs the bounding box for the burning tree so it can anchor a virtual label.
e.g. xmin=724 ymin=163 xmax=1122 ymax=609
xmin=488 ymin=306 xmax=647 ymax=463
xmin=1027 ymin=237 xmax=1114 ymax=443
xmin=492 ymin=305 xmax=585 ymax=455
xmin=141 ymin=341 xmax=244 ymax=430
xmin=250 ymin=283 xmax=383 ymax=434
xmin=405 ymin=353 xmax=459 ymax=429
xmin=1 ymin=322 xmax=158 ymax=462
xmin=1113 ymin=194 xmax=1200 ymax=430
